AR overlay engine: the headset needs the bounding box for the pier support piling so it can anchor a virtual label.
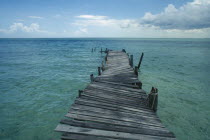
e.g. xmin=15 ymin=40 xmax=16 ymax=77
xmin=134 ymin=66 xmax=138 ymax=76
xmin=138 ymin=53 xmax=144 ymax=69
xmin=90 ymin=74 xmax=94 ymax=82
xmin=105 ymin=48 xmax=108 ymax=53
xmin=98 ymin=67 xmax=101 ymax=76
xmin=122 ymin=49 xmax=126 ymax=53
xmin=105 ymin=53 xmax=108 ymax=62
xmin=102 ymin=61 xmax=105 ymax=71
xmin=148 ymin=87 xmax=158 ymax=112
xmin=130 ymin=55 xmax=133 ymax=68
xmin=78 ymin=90 xmax=83 ymax=97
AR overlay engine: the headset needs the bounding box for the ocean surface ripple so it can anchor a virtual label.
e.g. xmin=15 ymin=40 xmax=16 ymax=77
xmin=0 ymin=38 xmax=209 ymax=140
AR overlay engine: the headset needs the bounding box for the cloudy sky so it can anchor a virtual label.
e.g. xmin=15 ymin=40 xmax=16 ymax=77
xmin=0 ymin=0 xmax=210 ymax=38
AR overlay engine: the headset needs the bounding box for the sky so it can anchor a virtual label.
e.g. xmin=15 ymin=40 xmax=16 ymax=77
xmin=0 ymin=0 xmax=210 ymax=38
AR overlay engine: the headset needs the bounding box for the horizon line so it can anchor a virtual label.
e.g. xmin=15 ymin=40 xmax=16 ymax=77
xmin=0 ymin=37 xmax=210 ymax=39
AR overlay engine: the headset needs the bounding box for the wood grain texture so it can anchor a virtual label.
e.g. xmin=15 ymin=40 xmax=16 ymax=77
xmin=55 ymin=50 xmax=176 ymax=140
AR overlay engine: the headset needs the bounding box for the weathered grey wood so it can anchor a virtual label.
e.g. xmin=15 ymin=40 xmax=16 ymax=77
xmin=70 ymin=103 xmax=159 ymax=120
xmin=79 ymin=94 xmax=148 ymax=108
xmin=66 ymin=113 xmax=170 ymax=132
xmin=78 ymin=90 xmax=83 ymax=97
xmin=67 ymin=110 xmax=164 ymax=127
xmin=89 ymin=82 xmax=146 ymax=94
xmin=94 ymin=77 xmax=141 ymax=85
xmin=69 ymin=106 xmax=162 ymax=124
xmin=134 ymin=66 xmax=138 ymax=76
xmin=61 ymin=119 xmax=175 ymax=138
xmin=76 ymin=96 xmax=153 ymax=112
xmin=55 ymin=50 xmax=175 ymax=140
xmin=102 ymin=61 xmax=105 ymax=71
xmin=84 ymin=88 xmax=147 ymax=100
xmin=73 ymin=103 xmax=156 ymax=120
xmin=85 ymin=86 xmax=147 ymax=99
xmin=98 ymin=67 xmax=101 ymax=76
xmin=130 ymin=55 xmax=133 ymax=67
xmin=61 ymin=133 xmax=120 ymax=140
xmin=90 ymin=74 xmax=94 ymax=82
xmin=122 ymin=49 xmax=126 ymax=53
xmin=148 ymin=87 xmax=158 ymax=112
xmin=74 ymin=98 xmax=156 ymax=115
xmin=93 ymin=80 xmax=140 ymax=89
xmin=83 ymin=90 xmax=145 ymax=102
xmin=55 ymin=124 xmax=176 ymax=140
xmin=138 ymin=52 xmax=144 ymax=69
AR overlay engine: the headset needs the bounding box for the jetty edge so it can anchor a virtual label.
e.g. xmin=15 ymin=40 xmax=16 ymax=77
xmin=55 ymin=48 xmax=176 ymax=140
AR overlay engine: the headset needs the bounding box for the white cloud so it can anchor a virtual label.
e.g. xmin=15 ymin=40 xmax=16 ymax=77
xmin=141 ymin=0 xmax=210 ymax=30
xmin=76 ymin=15 xmax=108 ymax=20
xmin=71 ymin=10 xmax=210 ymax=38
xmin=28 ymin=16 xmax=44 ymax=19
xmin=1 ymin=0 xmax=210 ymax=38
xmin=0 ymin=23 xmax=46 ymax=33
xmin=74 ymin=15 xmax=139 ymax=29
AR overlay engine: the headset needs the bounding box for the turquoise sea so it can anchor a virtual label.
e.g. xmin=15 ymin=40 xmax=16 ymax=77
xmin=0 ymin=38 xmax=209 ymax=140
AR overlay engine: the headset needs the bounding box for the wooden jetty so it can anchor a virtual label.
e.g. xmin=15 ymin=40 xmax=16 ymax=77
xmin=55 ymin=49 xmax=176 ymax=140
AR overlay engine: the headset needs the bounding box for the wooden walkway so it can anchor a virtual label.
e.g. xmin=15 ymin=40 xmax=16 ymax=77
xmin=55 ymin=50 xmax=176 ymax=140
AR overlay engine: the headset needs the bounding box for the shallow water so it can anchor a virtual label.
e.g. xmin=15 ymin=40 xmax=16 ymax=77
xmin=0 ymin=38 xmax=209 ymax=140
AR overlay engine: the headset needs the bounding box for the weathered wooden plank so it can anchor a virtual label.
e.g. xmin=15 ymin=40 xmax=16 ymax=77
xmin=94 ymin=78 xmax=140 ymax=84
xmin=94 ymin=78 xmax=141 ymax=84
xmin=69 ymin=107 xmax=162 ymax=125
xmin=89 ymin=82 xmax=146 ymax=94
xmin=79 ymin=94 xmax=148 ymax=108
xmin=66 ymin=113 xmax=169 ymax=131
xmin=55 ymin=124 xmax=176 ymax=140
xmin=79 ymin=95 xmax=150 ymax=111
xmin=74 ymin=98 xmax=156 ymax=115
xmin=71 ymin=103 xmax=158 ymax=119
xmin=82 ymin=90 xmax=145 ymax=103
xmin=96 ymin=75 xmax=138 ymax=80
xmin=61 ymin=119 xmax=175 ymax=138
xmin=84 ymin=88 xmax=146 ymax=99
xmin=61 ymin=133 xmax=120 ymax=140
xmin=102 ymin=69 xmax=134 ymax=74
xmin=68 ymin=109 xmax=164 ymax=127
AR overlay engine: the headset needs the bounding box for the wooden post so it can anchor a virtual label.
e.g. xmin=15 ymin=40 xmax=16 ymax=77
xmin=78 ymin=90 xmax=83 ymax=97
xmin=134 ymin=66 xmax=138 ymax=76
xmin=98 ymin=67 xmax=101 ymax=76
xmin=122 ymin=49 xmax=126 ymax=53
xmin=138 ymin=53 xmax=144 ymax=69
xmin=90 ymin=74 xmax=94 ymax=82
xmin=130 ymin=55 xmax=133 ymax=68
xmin=102 ymin=61 xmax=105 ymax=71
xmin=136 ymin=81 xmax=142 ymax=89
xmin=148 ymin=87 xmax=158 ymax=112
xmin=105 ymin=53 xmax=108 ymax=62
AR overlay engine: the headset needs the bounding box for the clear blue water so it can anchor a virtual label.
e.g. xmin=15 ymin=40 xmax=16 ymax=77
xmin=0 ymin=38 xmax=209 ymax=140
